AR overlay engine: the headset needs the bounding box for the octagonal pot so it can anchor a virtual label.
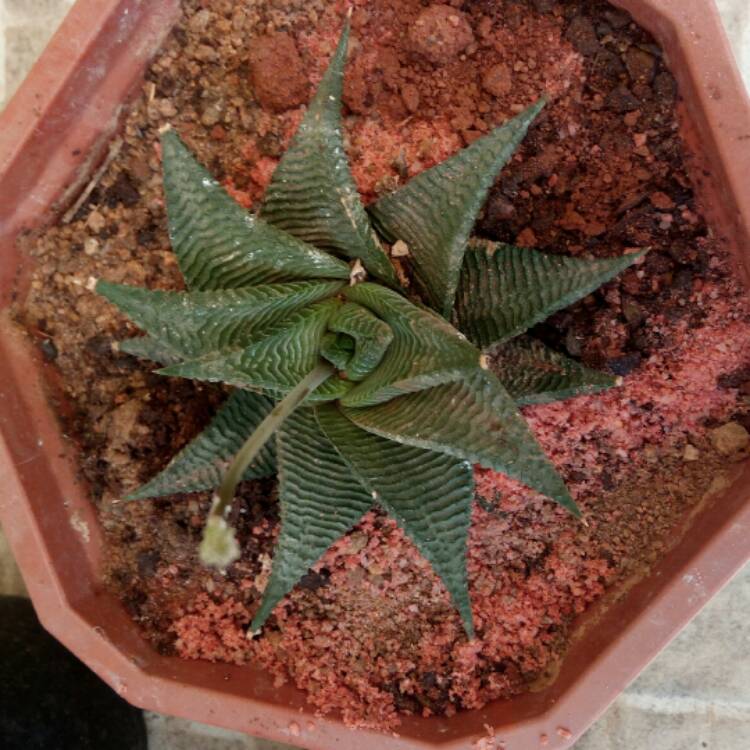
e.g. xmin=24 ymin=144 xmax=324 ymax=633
xmin=0 ymin=1 xmax=749 ymax=748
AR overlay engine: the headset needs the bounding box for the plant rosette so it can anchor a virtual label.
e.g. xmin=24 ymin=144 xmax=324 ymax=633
xmin=97 ymin=20 xmax=641 ymax=639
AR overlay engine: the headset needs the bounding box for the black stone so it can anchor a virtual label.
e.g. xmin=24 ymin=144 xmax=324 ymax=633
xmin=0 ymin=596 xmax=147 ymax=750
xmin=607 ymin=352 xmax=643 ymax=376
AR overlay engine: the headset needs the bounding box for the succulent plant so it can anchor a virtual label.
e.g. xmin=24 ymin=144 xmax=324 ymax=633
xmin=97 ymin=22 xmax=640 ymax=637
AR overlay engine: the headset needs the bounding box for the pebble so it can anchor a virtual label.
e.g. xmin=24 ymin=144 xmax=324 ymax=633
xmin=391 ymin=240 xmax=410 ymax=257
xmin=683 ymin=444 xmax=700 ymax=462
xmin=249 ymin=32 xmax=309 ymax=112
xmin=157 ymin=98 xmax=177 ymax=118
xmin=709 ymin=422 xmax=750 ymax=457
xmin=606 ymin=84 xmax=640 ymax=112
xmin=189 ymin=8 xmax=213 ymax=33
xmin=624 ymin=47 xmax=656 ymax=84
xmin=201 ymin=102 xmax=223 ymax=127
xmin=482 ymin=63 xmax=513 ymax=97
xmin=86 ymin=210 xmax=106 ymax=233
xmin=400 ymin=83 xmax=420 ymax=113
xmin=565 ymin=16 xmax=599 ymax=56
xmin=409 ymin=4 xmax=475 ymax=65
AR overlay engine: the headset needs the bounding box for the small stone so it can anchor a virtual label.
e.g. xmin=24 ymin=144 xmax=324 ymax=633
xmin=87 ymin=210 xmax=106 ymax=233
xmin=409 ymin=4 xmax=474 ymax=65
xmin=189 ymin=9 xmax=213 ymax=33
xmin=391 ymin=240 xmax=410 ymax=257
xmin=622 ymin=298 xmax=645 ymax=326
xmin=193 ymin=44 xmax=218 ymax=63
xmin=40 ymin=339 xmax=58 ymax=362
xmin=200 ymin=102 xmax=223 ymax=127
xmin=249 ymin=33 xmax=309 ymax=112
xmin=516 ymin=227 xmax=538 ymax=247
xmin=565 ymin=16 xmax=599 ymax=56
xmin=481 ymin=63 xmax=513 ymax=97
xmin=210 ymin=124 xmax=226 ymax=141
xmin=84 ymin=237 xmax=99 ymax=256
xmin=607 ymin=352 xmax=641 ymax=376
xmin=624 ymin=47 xmax=656 ymax=84
xmin=157 ymin=98 xmax=177 ymax=118
xmin=605 ymin=84 xmax=640 ymax=113
xmin=709 ymin=422 xmax=750 ymax=457
xmin=683 ymin=444 xmax=700 ymax=462
xmin=401 ymin=83 xmax=420 ymax=113
xmin=650 ymin=191 xmax=675 ymax=210
xmin=623 ymin=109 xmax=641 ymax=127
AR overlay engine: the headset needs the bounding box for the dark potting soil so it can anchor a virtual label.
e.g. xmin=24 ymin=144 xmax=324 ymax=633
xmin=14 ymin=0 xmax=750 ymax=730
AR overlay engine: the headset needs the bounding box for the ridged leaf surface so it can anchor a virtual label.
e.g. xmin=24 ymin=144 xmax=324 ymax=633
xmin=97 ymin=280 xmax=343 ymax=360
xmin=327 ymin=302 xmax=393 ymax=381
xmin=455 ymin=241 xmax=643 ymax=349
xmin=161 ymin=130 xmax=349 ymax=289
xmin=368 ymin=102 xmax=544 ymax=316
xmin=317 ymin=404 xmax=475 ymax=635
xmin=160 ymin=300 xmax=353 ymax=401
xmin=119 ymin=336 xmax=181 ymax=366
xmin=340 ymin=283 xmax=480 ymax=407
xmin=495 ymin=337 xmax=615 ymax=405
xmin=128 ymin=390 xmax=276 ymax=499
xmin=251 ymin=408 xmax=373 ymax=630
xmin=259 ymin=22 xmax=398 ymax=287
xmin=342 ymin=369 xmax=579 ymax=516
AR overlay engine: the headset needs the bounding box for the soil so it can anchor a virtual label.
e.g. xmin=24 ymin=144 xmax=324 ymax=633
xmin=13 ymin=0 xmax=750 ymax=732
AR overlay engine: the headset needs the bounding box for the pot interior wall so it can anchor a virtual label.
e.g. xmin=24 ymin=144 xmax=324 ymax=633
xmin=0 ymin=1 xmax=749 ymax=748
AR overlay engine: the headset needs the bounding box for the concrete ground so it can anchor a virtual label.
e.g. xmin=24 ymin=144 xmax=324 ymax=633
xmin=1 ymin=1 xmax=748 ymax=748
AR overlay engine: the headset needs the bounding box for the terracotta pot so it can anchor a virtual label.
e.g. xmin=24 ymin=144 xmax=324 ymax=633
xmin=1 ymin=1 xmax=748 ymax=747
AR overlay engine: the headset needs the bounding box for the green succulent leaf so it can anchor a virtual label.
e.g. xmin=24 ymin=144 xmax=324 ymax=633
xmin=495 ymin=336 xmax=616 ymax=405
xmin=118 ymin=335 xmax=181 ymax=366
xmin=341 ymin=369 xmax=579 ymax=517
xmin=259 ymin=22 xmax=399 ymax=288
xmin=97 ymin=280 xmax=344 ymax=360
xmin=339 ymin=283 xmax=480 ymax=407
xmin=160 ymin=300 xmax=353 ymax=402
xmin=320 ymin=332 xmax=355 ymax=371
xmin=161 ymin=129 xmax=350 ymax=289
xmin=316 ymin=403 xmax=475 ymax=636
xmin=127 ymin=390 xmax=277 ymax=500
xmin=327 ymin=302 xmax=393 ymax=381
xmin=368 ymin=101 xmax=544 ymax=316
xmin=251 ymin=407 xmax=373 ymax=631
xmin=455 ymin=240 xmax=644 ymax=349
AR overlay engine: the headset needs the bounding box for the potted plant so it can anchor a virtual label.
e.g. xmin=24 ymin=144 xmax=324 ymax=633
xmin=1 ymin=1 xmax=749 ymax=748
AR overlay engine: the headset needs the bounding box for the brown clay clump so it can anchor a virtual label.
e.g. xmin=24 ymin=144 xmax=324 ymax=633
xmin=481 ymin=63 xmax=513 ymax=97
xmin=249 ymin=32 xmax=309 ymax=112
xmin=408 ymin=4 xmax=475 ymax=65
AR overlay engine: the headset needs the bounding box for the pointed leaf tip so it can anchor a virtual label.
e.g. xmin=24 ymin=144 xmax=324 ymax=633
xmin=455 ymin=241 xmax=644 ymax=349
xmin=160 ymin=129 xmax=349 ymax=290
xmin=494 ymin=337 xmax=616 ymax=406
xmin=126 ymin=390 xmax=277 ymax=500
xmin=317 ymin=404 xmax=475 ymax=636
xmin=250 ymin=408 xmax=372 ymax=631
xmin=259 ymin=21 xmax=399 ymax=288
xmin=343 ymin=368 xmax=580 ymax=518
xmin=368 ymin=101 xmax=545 ymax=316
